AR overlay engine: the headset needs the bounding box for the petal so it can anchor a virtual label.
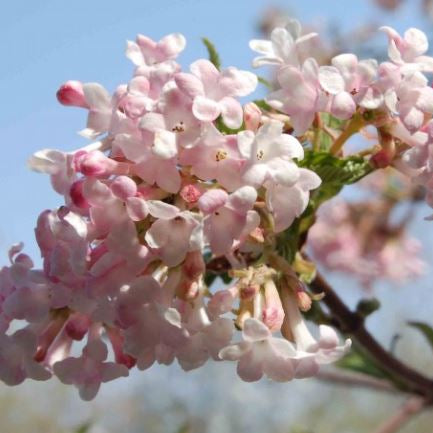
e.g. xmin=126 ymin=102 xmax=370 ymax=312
xmin=298 ymin=168 xmax=322 ymax=190
xmin=242 ymin=318 xmax=271 ymax=342
xmin=152 ymin=130 xmax=177 ymax=159
xmin=192 ymin=96 xmax=221 ymax=122
xmin=198 ymin=189 xmax=229 ymax=214
xmin=146 ymin=200 xmax=180 ymax=219
xmin=318 ymin=66 xmax=345 ymax=94
xmin=237 ymin=130 xmax=255 ymax=159
xmin=125 ymin=197 xmax=149 ymax=221
xmin=218 ymin=68 xmax=258 ymax=97
xmin=139 ymin=113 xmax=166 ymax=132
xmin=404 ymin=28 xmax=428 ymax=57
xmin=219 ymin=97 xmax=243 ymax=129
xmin=190 ymin=59 xmax=220 ymax=88
xmin=83 ymin=83 xmax=111 ymax=110
xmin=219 ymin=341 xmax=251 ymax=361
xmin=318 ymin=325 xmax=339 ymax=349
xmin=331 ymin=92 xmax=356 ymax=120
xmin=158 ymin=33 xmax=186 ymax=59
xmin=174 ymin=73 xmax=205 ymax=99
xmin=100 ymin=362 xmax=129 ymax=382
xmin=263 ymin=354 xmax=295 ymax=382
xmin=237 ymin=348 xmax=264 ymax=382
xmin=125 ymin=40 xmax=144 ymax=66
xmin=227 ymin=186 xmax=257 ymax=213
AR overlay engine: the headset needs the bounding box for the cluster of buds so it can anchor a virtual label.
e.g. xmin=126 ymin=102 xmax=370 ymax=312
xmin=1 ymin=22 xmax=432 ymax=399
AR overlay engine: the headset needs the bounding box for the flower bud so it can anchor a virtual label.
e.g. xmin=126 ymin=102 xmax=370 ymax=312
xmin=56 ymin=80 xmax=89 ymax=108
xmin=262 ymin=279 xmax=284 ymax=332
xmin=296 ymin=290 xmax=312 ymax=312
xmin=70 ymin=179 xmax=90 ymax=209
xmin=243 ymin=102 xmax=262 ymax=131
xmin=65 ymin=313 xmax=91 ymax=341
xmin=180 ymin=184 xmax=202 ymax=204
xmin=76 ymin=151 xmax=129 ymax=177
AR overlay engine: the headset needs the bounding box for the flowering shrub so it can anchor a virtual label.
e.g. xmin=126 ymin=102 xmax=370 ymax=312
xmin=1 ymin=21 xmax=433 ymax=402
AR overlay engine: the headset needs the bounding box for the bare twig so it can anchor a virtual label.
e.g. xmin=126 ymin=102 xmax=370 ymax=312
xmin=309 ymin=272 xmax=433 ymax=400
xmin=372 ymin=397 xmax=425 ymax=433
xmin=316 ymin=369 xmax=401 ymax=394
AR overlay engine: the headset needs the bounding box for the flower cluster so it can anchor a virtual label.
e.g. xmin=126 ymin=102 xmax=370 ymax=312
xmin=308 ymin=197 xmax=425 ymax=288
xmin=2 ymin=21 xmax=432 ymax=400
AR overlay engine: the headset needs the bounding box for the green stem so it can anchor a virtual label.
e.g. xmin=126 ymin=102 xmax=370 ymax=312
xmin=330 ymin=113 xmax=365 ymax=155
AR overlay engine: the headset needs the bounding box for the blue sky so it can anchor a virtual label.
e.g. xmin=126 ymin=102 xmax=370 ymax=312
xmin=0 ymin=0 xmax=431 ymax=264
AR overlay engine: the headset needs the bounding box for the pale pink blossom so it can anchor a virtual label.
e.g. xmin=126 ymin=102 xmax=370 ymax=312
xmin=249 ymin=21 xmax=318 ymax=68
xmin=175 ymin=59 xmax=257 ymax=129
xmin=54 ymin=339 xmax=128 ymax=400
xmin=380 ymin=26 xmax=433 ymax=72
xmin=219 ymin=318 xmax=297 ymax=382
xmin=198 ymin=187 xmax=259 ymax=255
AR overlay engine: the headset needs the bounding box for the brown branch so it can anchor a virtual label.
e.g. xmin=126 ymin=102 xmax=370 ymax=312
xmin=316 ymin=368 xmax=402 ymax=395
xmin=372 ymin=397 xmax=425 ymax=433
xmin=309 ymin=272 xmax=433 ymax=400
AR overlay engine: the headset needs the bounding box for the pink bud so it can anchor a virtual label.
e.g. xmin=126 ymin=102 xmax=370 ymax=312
xmin=107 ymin=328 xmax=136 ymax=369
xmin=371 ymin=148 xmax=395 ymax=168
xmin=70 ymin=179 xmax=90 ymax=209
xmin=262 ymin=280 xmax=284 ymax=332
xmin=65 ymin=313 xmax=91 ymax=341
xmin=197 ymin=189 xmax=228 ymax=214
xmin=182 ymin=251 xmax=205 ymax=280
xmin=110 ymin=176 xmax=137 ymax=200
xmin=243 ymin=102 xmax=262 ymax=131
xmin=296 ymin=290 xmax=312 ymax=312
xmin=180 ymin=184 xmax=202 ymax=204
xmin=56 ymin=80 xmax=89 ymax=108
xmin=76 ymin=151 xmax=129 ymax=177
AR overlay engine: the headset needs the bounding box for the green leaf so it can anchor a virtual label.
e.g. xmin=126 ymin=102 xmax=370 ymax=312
xmin=336 ymin=348 xmax=389 ymax=379
xmin=201 ymin=37 xmax=221 ymax=70
xmin=215 ymin=116 xmax=244 ymax=134
xmin=253 ymin=99 xmax=272 ymax=111
xmin=257 ymin=76 xmax=272 ymax=89
xmin=408 ymin=321 xmax=433 ymax=353
xmin=276 ymin=218 xmax=301 ymax=264
xmin=314 ymin=113 xmax=345 ymax=151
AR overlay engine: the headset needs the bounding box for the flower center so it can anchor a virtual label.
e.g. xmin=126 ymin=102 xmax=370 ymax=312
xmin=215 ymin=149 xmax=228 ymax=162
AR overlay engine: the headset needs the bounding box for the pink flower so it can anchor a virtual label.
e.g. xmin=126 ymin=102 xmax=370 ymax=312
xmin=249 ymin=22 xmax=318 ymax=68
xmin=384 ymin=71 xmax=433 ymax=133
xmin=198 ymin=187 xmax=259 ymax=256
xmin=267 ymin=59 xmax=326 ymax=135
xmin=219 ymin=318 xmax=297 ymax=382
xmin=54 ymin=339 xmax=128 ymax=400
xmin=177 ymin=296 xmax=234 ymax=371
xmin=179 ymin=124 xmax=245 ymax=191
xmin=380 ymin=26 xmax=433 ymax=72
xmin=175 ymin=59 xmax=257 ymax=129
xmin=139 ymin=83 xmax=203 ymax=149
xmin=265 ymin=168 xmax=321 ymax=233
xmin=126 ymin=33 xmax=186 ymax=66
xmin=0 ymin=329 xmax=51 ymax=385
xmin=145 ymin=209 xmax=202 ymax=267
xmin=281 ymin=290 xmax=351 ymax=378
xmin=238 ymin=120 xmax=304 ymax=188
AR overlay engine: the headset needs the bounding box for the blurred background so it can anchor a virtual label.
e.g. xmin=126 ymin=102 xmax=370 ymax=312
xmin=1 ymin=0 xmax=433 ymax=432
